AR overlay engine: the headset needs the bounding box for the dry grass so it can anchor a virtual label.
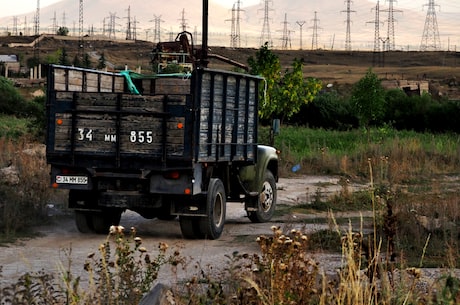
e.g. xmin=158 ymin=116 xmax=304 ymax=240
xmin=0 ymin=137 xmax=53 ymax=238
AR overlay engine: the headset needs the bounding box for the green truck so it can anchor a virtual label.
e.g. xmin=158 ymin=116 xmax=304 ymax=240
xmin=45 ymin=1 xmax=278 ymax=239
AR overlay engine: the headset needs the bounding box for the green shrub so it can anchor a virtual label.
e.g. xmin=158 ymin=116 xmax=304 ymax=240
xmin=0 ymin=77 xmax=27 ymax=116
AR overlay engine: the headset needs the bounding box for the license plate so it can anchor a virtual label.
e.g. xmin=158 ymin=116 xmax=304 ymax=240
xmin=56 ymin=175 xmax=88 ymax=185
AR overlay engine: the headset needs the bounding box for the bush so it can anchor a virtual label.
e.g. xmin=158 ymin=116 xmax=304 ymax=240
xmin=0 ymin=77 xmax=27 ymax=116
xmin=0 ymin=138 xmax=51 ymax=238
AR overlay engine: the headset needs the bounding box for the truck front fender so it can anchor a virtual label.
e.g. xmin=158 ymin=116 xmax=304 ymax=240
xmin=239 ymin=145 xmax=278 ymax=193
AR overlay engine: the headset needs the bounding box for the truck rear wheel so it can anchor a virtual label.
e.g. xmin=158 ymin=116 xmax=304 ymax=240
xmin=179 ymin=216 xmax=203 ymax=239
xmin=199 ymin=178 xmax=226 ymax=240
xmin=248 ymin=170 xmax=277 ymax=223
xmin=75 ymin=211 xmax=94 ymax=233
xmin=91 ymin=210 xmax=122 ymax=234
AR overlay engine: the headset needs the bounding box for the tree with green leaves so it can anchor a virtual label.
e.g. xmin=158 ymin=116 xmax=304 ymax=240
xmin=275 ymin=59 xmax=322 ymax=121
xmin=82 ymin=53 xmax=92 ymax=69
xmin=248 ymin=43 xmax=321 ymax=122
xmin=248 ymin=42 xmax=281 ymax=121
xmin=0 ymin=77 xmax=26 ymax=115
xmin=350 ymin=68 xmax=386 ymax=141
xmin=57 ymin=26 xmax=69 ymax=36
xmin=58 ymin=48 xmax=70 ymax=66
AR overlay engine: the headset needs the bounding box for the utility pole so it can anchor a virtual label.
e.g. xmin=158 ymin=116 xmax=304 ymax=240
xmin=420 ymin=0 xmax=441 ymax=51
xmin=341 ymin=0 xmax=355 ymax=51
xmin=296 ymin=20 xmax=305 ymax=50
xmin=259 ymin=0 xmax=273 ymax=47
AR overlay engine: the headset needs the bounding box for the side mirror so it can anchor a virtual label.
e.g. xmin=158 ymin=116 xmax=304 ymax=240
xmin=272 ymin=119 xmax=280 ymax=135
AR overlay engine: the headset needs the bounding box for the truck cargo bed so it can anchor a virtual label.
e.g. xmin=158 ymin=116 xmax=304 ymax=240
xmin=46 ymin=65 xmax=262 ymax=170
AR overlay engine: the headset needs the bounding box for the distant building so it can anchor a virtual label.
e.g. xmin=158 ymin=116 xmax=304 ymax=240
xmin=0 ymin=54 xmax=20 ymax=75
xmin=381 ymin=79 xmax=429 ymax=96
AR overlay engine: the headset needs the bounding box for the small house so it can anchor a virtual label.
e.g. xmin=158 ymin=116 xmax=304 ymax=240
xmin=0 ymin=54 xmax=20 ymax=75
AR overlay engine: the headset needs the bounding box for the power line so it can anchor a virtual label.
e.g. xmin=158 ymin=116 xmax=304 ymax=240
xmin=420 ymin=0 xmax=441 ymax=51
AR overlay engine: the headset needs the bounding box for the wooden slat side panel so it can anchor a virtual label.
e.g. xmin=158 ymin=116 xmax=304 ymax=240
xmin=197 ymin=71 xmax=258 ymax=162
xmin=52 ymin=66 xmax=125 ymax=93
xmin=52 ymin=93 xmax=186 ymax=156
xmin=155 ymin=78 xmax=191 ymax=95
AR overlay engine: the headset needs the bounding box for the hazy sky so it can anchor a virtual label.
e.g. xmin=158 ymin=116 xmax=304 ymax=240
xmin=2 ymin=0 xmax=459 ymax=18
xmin=2 ymin=0 xmax=458 ymax=50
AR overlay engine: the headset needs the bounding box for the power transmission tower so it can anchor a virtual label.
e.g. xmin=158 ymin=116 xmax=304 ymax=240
xmin=13 ymin=16 xmax=18 ymax=36
xmin=34 ymin=0 xmax=40 ymax=36
xmin=51 ymin=11 xmax=57 ymax=34
xmin=228 ymin=1 xmax=243 ymax=48
xmin=367 ymin=0 xmax=384 ymax=66
xmin=179 ymin=9 xmax=188 ymax=32
xmin=280 ymin=13 xmax=291 ymax=50
xmin=381 ymin=0 xmax=402 ymax=51
xmin=24 ymin=16 xmax=28 ymax=36
xmin=133 ymin=17 xmax=138 ymax=40
xmin=296 ymin=20 xmax=305 ymax=50
xmin=228 ymin=4 xmax=237 ymax=48
xmin=78 ymin=0 xmax=84 ymax=54
xmin=420 ymin=0 xmax=441 ymax=51
xmin=62 ymin=12 xmax=66 ymax=29
xmin=193 ymin=26 xmax=198 ymax=44
xmin=341 ymin=0 xmax=355 ymax=51
xmin=310 ymin=11 xmax=321 ymax=50
xmin=151 ymin=15 xmax=164 ymax=43
xmin=34 ymin=0 xmax=40 ymax=61
xmin=107 ymin=13 xmax=119 ymax=40
xmin=125 ymin=6 xmax=132 ymax=40
xmin=259 ymin=0 xmax=273 ymax=47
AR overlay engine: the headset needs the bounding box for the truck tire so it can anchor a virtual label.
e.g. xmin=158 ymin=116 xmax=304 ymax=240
xmin=70 ymin=190 xmax=95 ymax=233
xmin=179 ymin=216 xmax=203 ymax=239
xmin=91 ymin=210 xmax=122 ymax=234
xmin=248 ymin=170 xmax=277 ymax=223
xmin=199 ymin=178 xmax=226 ymax=240
xmin=75 ymin=211 xmax=94 ymax=233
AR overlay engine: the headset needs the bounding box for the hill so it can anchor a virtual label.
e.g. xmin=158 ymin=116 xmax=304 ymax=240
xmin=1 ymin=0 xmax=459 ymax=50
xmin=1 ymin=35 xmax=459 ymax=99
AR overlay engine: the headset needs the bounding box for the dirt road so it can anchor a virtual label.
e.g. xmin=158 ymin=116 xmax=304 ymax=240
xmin=0 ymin=176 xmax=357 ymax=285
